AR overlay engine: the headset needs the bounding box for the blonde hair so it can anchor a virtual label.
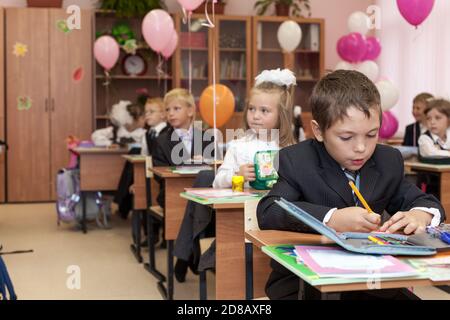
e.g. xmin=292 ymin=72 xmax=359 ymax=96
xmin=146 ymin=97 xmax=165 ymax=112
xmin=164 ymin=88 xmax=196 ymax=110
xmin=244 ymin=82 xmax=296 ymax=148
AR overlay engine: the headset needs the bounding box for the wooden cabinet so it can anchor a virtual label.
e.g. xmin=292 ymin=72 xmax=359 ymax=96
xmin=6 ymin=8 xmax=93 ymax=202
xmin=253 ymin=16 xmax=325 ymax=112
xmin=94 ymin=11 xmax=175 ymax=129
xmin=0 ymin=7 xmax=4 ymax=203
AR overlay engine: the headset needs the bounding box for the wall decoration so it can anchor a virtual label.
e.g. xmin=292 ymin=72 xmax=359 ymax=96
xmin=13 ymin=42 xmax=28 ymax=57
xmin=17 ymin=96 xmax=32 ymax=111
xmin=56 ymin=19 xmax=71 ymax=34
xmin=73 ymin=67 xmax=84 ymax=83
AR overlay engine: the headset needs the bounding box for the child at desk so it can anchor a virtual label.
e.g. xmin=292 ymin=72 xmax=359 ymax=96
xmin=91 ymin=101 xmax=146 ymax=148
xmin=141 ymin=97 xmax=169 ymax=156
xmin=418 ymin=98 xmax=450 ymax=157
xmin=173 ymin=69 xmax=297 ymax=282
xmin=257 ymin=70 xmax=446 ymax=300
xmin=152 ymin=88 xmax=212 ymax=208
xmin=403 ymin=93 xmax=433 ymax=147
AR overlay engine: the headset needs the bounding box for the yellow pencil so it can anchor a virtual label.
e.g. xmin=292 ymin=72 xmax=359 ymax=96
xmin=368 ymin=236 xmax=386 ymax=245
xmin=348 ymin=181 xmax=374 ymax=214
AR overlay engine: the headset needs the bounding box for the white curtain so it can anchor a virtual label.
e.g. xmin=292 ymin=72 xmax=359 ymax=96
xmin=376 ymin=0 xmax=450 ymax=137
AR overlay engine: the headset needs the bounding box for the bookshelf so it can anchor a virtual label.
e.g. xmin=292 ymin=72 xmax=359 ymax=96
xmin=252 ymin=16 xmax=325 ymax=112
xmin=94 ymin=10 xmax=175 ymax=129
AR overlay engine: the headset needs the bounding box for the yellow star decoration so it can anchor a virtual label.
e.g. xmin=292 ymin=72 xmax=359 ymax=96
xmin=13 ymin=42 xmax=28 ymax=57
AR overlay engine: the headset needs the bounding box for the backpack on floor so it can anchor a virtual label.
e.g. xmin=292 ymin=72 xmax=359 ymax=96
xmin=56 ymin=168 xmax=110 ymax=229
xmin=0 ymin=256 xmax=17 ymax=300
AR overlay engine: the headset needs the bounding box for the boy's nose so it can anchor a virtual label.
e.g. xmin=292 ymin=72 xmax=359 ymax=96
xmin=354 ymin=142 xmax=366 ymax=153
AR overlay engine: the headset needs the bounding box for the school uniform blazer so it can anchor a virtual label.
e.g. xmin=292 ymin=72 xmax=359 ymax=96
xmin=257 ymin=139 xmax=446 ymax=233
xmin=403 ymin=122 xmax=421 ymax=147
xmin=152 ymin=127 xmax=214 ymax=207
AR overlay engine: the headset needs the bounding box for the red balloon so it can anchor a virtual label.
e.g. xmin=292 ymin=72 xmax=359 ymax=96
xmin=363 ymin=37 xmax=381 ymax=61
xmin=337 ymin=33 xmax=367 ymax=63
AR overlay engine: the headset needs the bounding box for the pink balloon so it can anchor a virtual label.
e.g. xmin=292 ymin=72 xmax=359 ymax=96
xmin=397 ymin=0 xmax=435 ymax=27
xmin=161 ymin=32 xmax=178 ymax=60
xmin=379 ymin=111 xmax=399 ymax=139
xmin=337 ymin=33 xmax=367 ymax=63
xmin=177 ymin=0 xmax=205 ymax=12
xmin=363 ymin=37 xmax=382 ymax=61
xmin=94 ymin=36 xmax=120 ymax=71
xmin=142 ymin=9 xmax=174 ymax=53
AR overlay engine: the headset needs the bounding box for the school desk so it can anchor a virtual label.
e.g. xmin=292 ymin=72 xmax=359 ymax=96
xmin=74 ymin=147 xmax=128 ymax=233
xmin=246 ymin=229 xmax=450 ymax=300
xmin=404 ymin=161 xmax=450 ymax=223
xmin=180 ymin=190 xmax=270 ymax=300
xmin=148 ymin=166 xmax=198 ymax=300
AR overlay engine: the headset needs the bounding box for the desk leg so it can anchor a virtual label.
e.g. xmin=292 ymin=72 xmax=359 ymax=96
xmin=440 ymin=172 xmax=450 ymax=223
xmin=130 ymin=209 xmax=143 ymax=263
xmin=143 ymin=212 xmax=166 ymax=281
xmin=298 ymin=279 xmax=305 ymax=300
xmin=81 ymin=191 xmax=87 ymax=234
xmin=216 ymin=208 xmax=246 ymax=300
xmin=167 ymin=240 xmax=174 ymax=300
xmin=245 ymin=242 xmax=253 ymax=300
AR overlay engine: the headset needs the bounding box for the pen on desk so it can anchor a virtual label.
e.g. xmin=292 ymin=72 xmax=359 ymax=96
xmin=348 ymin=181 xmax=374 ymax=214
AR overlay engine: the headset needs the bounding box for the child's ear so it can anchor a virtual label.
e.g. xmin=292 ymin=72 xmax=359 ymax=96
xmin=187 ymin=105 xmax=195 ymax=118
xmin=311 ymin=120 xmax=324 ymax=142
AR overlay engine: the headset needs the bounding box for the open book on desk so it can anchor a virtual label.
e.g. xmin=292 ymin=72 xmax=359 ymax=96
xmin=275 ymin=198 xmax=437 ymax=256
xmin=181 ymin=188 xmax=266 ymax=205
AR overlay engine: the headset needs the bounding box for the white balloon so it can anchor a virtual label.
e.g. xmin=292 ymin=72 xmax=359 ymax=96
xmin=348 ymin=11 xmax=370 ymax=35
xmin=335 ymin=61 xmax=354 ymax=71
xmin=376 ymin=80 xmax=400 ymax=111
xmin=277 ymin=20 xmax=302 ymax=53
xmin=356 ymin=61 xmax=379 ymax=82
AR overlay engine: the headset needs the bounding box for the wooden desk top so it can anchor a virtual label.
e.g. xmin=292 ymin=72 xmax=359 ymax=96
xmin=73 ymin=147 xmax=128 ymax=155
xmin=122 ymin=155 xmax=147 ymax=163
xmin=404 ymin=161 xmax=450 ymax=172
xmin=150 ymin=166 xmax=204 ymax=178
xmin=246 ymin=230 xmax=334 ymax=248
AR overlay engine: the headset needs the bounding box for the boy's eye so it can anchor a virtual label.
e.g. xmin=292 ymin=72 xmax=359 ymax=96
xmin=339 ymin=136 xmax=352 ymax=141
xmin=367 ymin=134 xmax=377 ymax=138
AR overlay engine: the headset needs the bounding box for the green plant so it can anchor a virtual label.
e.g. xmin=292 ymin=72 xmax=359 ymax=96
xmin=100 ymin=0 xmax=167 ymax=18
xmin=254 ymin=0 xmax=311 ymax=17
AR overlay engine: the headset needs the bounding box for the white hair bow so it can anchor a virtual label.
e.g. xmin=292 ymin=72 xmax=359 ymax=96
xmin=255 ymin=68 xmax=297 ymax=87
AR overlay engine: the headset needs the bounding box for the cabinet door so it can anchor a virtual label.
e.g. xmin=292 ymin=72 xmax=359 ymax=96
xmin=0 ymin=7 xmax=5 ymax=203
xmin=49 ymin=9 xmax=93 ymax=199
xmin=6 ymin=8 xmax=51 ymax=202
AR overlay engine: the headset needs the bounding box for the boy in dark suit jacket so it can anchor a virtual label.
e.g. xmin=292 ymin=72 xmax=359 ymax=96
xmin=152 ymin=88 xmax=214 ymax=208
xmin=403 ymin=93 xmax=433 ymax=147
xmin=257 ymin=70 xmax=445 ymax=300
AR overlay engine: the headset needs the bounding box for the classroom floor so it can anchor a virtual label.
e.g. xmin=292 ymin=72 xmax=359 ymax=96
xmin=0 ymin=203 xmax=215 ymax=300
xmin=0 ymin=203 xmax=449 ymax=300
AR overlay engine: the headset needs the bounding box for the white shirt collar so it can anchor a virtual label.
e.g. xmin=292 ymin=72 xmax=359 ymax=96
xmin=175 ymin=125 xmax=193 ymax=140
xmin=151 ymin=122 xmax=167 ymax=135
xmin=429 ymin=128 xmax=450 ymax=148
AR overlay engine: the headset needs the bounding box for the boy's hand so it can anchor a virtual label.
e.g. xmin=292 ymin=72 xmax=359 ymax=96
xmin=327 ymin=207 xmax=381 ymax=233
xmin=379 ymin=210 xmax=432 ymax=235
xmin=238 ymin=164 xmax=256 ymax=182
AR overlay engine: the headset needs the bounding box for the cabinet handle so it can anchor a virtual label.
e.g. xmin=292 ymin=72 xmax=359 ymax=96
xmin=45 ymin=98 xmax=49 ymax=112
xmin=51 ymin=98 xmax=55 ymax=112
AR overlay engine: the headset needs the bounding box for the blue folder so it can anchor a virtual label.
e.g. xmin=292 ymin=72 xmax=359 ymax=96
xmin=275 ymin=198 xmax=436 ymax=256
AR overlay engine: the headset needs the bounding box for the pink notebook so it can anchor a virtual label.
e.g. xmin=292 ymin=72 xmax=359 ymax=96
xmin=294 ymin=246 xmax=418 ymax=279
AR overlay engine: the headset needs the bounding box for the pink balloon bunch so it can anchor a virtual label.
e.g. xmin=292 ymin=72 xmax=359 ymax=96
xmin=337 ymin=33 xmax=367 ymax=63
xmin=397 ymin=0 xmax=435 ymax=27
xmin=142 ymin=9 xmax=178 ymax=58
xmin=363 ymin=37 xmax=381 ymax=61
xmin=94 ymin=36 xmax=120 ymax=71
xmin=379 ymin=111 xmax=399 ymax=139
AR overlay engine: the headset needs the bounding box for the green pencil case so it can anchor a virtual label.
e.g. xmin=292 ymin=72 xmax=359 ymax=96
xmin=250 ymin=150 xmax=279 ymax=190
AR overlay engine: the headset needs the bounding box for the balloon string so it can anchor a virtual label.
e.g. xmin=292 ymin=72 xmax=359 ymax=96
xmin=202 ymin=0 xmax=216 ymax=29
xmin=182 ymin=7 xmax=188 ymax=24
xmin=188 ymin=12 xmax=192 ymax=94
xmin=156 ymin=54 xmax=169 ymax=80
xmin=210 ymin=1 xmax=217 ymax=173
xmin=104 ymin=69 xmax=111 ymax=123
xmin=164 ymin=59 xmax=168 ymax=96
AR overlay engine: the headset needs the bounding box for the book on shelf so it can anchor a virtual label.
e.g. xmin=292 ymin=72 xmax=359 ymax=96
xmin=220 ymin=55 xmax=246 ymax=79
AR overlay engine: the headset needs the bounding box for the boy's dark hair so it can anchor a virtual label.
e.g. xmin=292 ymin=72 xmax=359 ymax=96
xmin=310 ymin=70 xmax=382 ymax=130
xmin=424 ymin=98 xmax=450 ymax=118
xmin=127 ymin=103 xmax=145 ymax=121
xmin=413 ymin=92 xmax=433 ymax=105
